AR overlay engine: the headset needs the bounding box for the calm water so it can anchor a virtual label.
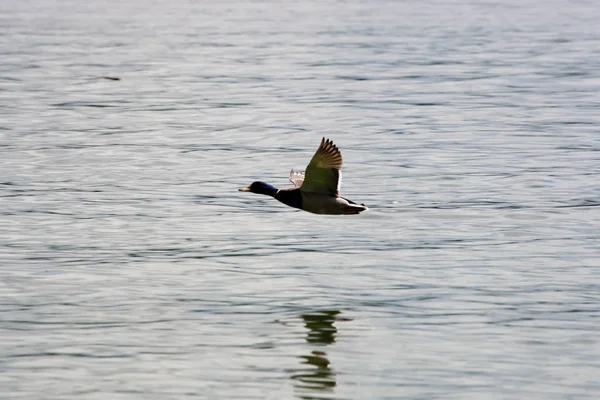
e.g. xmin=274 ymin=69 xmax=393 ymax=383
xmin=1 ymin=0 xmax=600 ymax=398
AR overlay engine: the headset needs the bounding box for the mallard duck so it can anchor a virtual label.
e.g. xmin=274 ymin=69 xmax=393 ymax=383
xmin=239 ymin=138 xmax=368 ymax=215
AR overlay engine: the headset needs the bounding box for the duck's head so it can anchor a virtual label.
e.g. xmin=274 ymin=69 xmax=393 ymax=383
xmin=238 ymin=181 xmax=278 ymax=197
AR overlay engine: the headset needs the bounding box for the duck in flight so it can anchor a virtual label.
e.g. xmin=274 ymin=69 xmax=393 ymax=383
xmin=239 ymin=138 xmax=368 ymax=215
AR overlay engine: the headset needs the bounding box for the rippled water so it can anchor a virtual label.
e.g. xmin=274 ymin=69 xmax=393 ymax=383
xmin=2 ymin=0 xmax=600 ymax=398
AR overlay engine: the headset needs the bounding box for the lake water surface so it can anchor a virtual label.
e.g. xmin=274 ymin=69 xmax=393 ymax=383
xmin=1 ymin=0 xmax=600 ymax=399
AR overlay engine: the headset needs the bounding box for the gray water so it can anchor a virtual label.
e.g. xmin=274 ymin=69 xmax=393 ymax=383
xmin=1 ymin=0 xmax=600 ymax=399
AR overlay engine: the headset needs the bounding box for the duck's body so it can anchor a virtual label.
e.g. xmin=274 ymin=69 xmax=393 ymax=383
xmin=239 ymin=138 xmax=368 ymax=215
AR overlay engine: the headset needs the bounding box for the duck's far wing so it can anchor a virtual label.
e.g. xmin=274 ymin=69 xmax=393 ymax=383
xmin=300 ymin=138 xmax=343 ymax=197
xmin=289 ymin=169 xmax=305 ymax=188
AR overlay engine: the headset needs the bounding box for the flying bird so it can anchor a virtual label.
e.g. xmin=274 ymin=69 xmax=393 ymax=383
xmin=239 ymin=138 xmax=368 ymax=215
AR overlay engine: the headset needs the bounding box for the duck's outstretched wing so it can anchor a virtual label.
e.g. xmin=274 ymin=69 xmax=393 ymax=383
xmin=300 ymin=138 xmax=343 ymax=197
xmin=289 ymin=169 xmax=305 ymax=188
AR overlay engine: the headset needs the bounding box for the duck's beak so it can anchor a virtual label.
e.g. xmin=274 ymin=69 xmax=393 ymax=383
xmin=239 ymin=186 xmax=251 ymax=192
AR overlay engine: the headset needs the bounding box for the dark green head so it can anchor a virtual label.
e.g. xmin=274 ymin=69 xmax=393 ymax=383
xmin=239 ymin=181 xmax=278 ymax=197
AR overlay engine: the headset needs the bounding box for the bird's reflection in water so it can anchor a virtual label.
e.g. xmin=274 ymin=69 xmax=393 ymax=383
xmin=304 ymin=310 xmax=339 ymax=345
xmin=292 ymin=310 xmax=346 ymax=399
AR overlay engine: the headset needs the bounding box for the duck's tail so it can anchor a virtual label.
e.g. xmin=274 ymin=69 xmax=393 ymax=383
xmin=342 ymin=204 xmax=368 ymax=215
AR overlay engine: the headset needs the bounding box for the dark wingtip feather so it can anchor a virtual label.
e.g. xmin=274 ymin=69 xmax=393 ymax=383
xmin=320 ymin=138 xmax=343 ymax=168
